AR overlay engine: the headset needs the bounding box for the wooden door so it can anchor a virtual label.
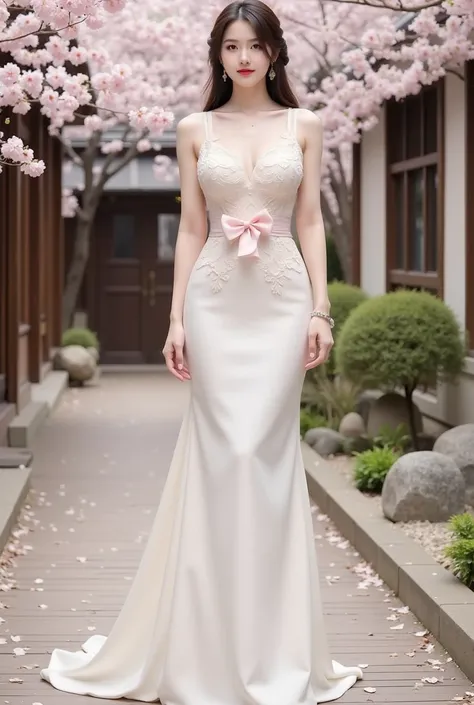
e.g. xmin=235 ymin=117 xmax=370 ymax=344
xmin=142 ymin=205 xmax=181 ymax=362
xmin=94 ymin=195 xmax=180 ymax=364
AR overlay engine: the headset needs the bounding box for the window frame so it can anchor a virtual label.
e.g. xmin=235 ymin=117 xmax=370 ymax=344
xmin=385 ymin=81 xmax=445 ymax=295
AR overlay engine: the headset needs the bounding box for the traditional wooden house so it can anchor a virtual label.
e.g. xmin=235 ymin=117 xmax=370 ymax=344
xmin=352 ymin=60 xmax=474 ymax=426
xmin=62 ymin=128 xmax=180 ymax=364
xmin=0 ymin=105 xmax=65 ymax=449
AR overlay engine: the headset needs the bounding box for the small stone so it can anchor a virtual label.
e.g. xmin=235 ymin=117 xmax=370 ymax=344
xmin=59 ymin=345 xmax=96 ymax=383
xmin=315 ymin=431 xmax=345 ymax=457
xmin=339 ymin=412 xmax=365 ymax=438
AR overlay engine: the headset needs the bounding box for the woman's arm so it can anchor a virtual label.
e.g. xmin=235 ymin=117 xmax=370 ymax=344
xmin=295 ymin=109 xmax=330 ymax=315
xmin=169 ymin=113 xmax=208 ymax=325
xmin=295 ymin=109 xmax=333 ymax=370
xmin=163 ymin=113 xmax=208 ymax=381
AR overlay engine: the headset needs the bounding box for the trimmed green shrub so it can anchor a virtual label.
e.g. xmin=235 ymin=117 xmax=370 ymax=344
xmin=444 ymin=513 xmax=474 ymax=589
xmin=328 ymin=281 xmax=368 ymax=330
xmin=309 ymin=282 xmax=368 ymax=379
xmin=62 ymin=327 xmax=99 ymax=350
xmin=336 ymin=290 xmax=466 ymax=447
xmin=353 ymin=446 xmax=400 ymax=493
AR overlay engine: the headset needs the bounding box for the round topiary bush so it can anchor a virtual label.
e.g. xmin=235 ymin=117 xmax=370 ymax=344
xmin=323 ymin=282 xmax=368 ymax=376
xmin=62 ymin=327 xmax=99 ymax=351
xmin=336 ymin=290 xmax=466 ymax=446
xmin=328 ymin=282 xmax=368 ymax=332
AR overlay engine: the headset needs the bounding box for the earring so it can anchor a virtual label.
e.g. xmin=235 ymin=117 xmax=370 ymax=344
xmin=269 ymin=63 xmax=276 ymax=80
xmin=222 ymin=68 xmax=227 ymax=82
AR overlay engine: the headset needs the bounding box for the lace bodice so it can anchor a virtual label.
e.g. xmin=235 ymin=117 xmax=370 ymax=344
xmin=194 ymin=108 xmax=306 ymax=295
xmin=197 ymin=108 xmax=303 ymax=229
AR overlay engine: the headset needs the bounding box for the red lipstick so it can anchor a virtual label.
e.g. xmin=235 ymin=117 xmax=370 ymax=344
xmin=237 ymin=69 xmax=254 ymax=76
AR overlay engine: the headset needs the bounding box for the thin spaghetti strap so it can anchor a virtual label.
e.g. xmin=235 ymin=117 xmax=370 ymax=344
xmin=203 ymin=111 xmax=213 ymax=141
xmin=287 ymin=107 xmax=296 ymax=136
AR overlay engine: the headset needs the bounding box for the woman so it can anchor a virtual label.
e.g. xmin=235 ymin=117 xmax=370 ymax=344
xmin=41 ymin=1 xmax=364 ymax=702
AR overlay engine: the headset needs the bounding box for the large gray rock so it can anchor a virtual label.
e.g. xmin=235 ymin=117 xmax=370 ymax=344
xmin=339 ymin=412 xmax=365 ymax=438
xmin=356 ymin=389 xmax=383 ymax=426
xmin=367 ymin=392 xmax=423 ymax=438
xmin=304 ymin=427 xmax=344 ymax=457
xmin=382 ymin=451 xmax=465 ymax=522
xmin=433 ymin=424 xmax=474 ymax=506
xmin=59 ymin=345 xmax=96 ymax=383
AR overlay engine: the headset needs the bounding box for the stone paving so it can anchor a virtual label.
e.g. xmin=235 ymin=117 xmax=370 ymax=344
xmin=0 ymin=372 xmax=473 ymax=704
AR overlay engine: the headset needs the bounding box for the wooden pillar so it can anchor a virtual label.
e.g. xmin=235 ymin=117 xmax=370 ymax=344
xmin=466 ymin=61 xmax=474 ymax=351
xmin=28 ymin=108 xmax=45 ymax=382
xmin=0 ymin=159 xmax=8 ymax=390
xmin=51 ymin=137 xmax=64 ymax=346
xmin=351 ymin=141 xmax=361 ymax=286
xmin=6 ymin=161 xmax=21 ymax=405
xmin=43 ymin=133 xmax=54 ymax=359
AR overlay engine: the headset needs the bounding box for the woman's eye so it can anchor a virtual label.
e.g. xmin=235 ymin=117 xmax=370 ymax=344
xmin=252 ymin=44 xmax=262 ymax=50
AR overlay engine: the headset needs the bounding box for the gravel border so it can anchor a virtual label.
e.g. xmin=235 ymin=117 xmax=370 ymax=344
xmin=326 ymin=454 xmax=474 ymax=571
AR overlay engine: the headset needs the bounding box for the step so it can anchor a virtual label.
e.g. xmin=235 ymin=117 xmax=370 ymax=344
xmin=0 ymin=447 xmax=33 ymax=468
xmin=0 ymin=466 xmax=32 ymax=553
xmin=31 ymin=369 xmax=68 ymax=413
xmin=7 ymin=400 xmax=49 ymax=448
xmin=0 ymin=403 xmax=16 ymax=447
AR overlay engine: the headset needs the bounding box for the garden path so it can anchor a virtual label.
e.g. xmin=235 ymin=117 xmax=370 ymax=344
xmin=0 ymin=373 xmax=473 ymax=704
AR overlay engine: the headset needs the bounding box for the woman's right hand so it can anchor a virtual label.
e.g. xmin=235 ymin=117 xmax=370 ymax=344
xmin=162 ymin=321 xmax=191 ymax=382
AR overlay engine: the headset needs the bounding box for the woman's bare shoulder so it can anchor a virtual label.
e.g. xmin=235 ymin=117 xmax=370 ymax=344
xmin=295 ymin=108 xmax=323 ymax=131
xmin=177 ymin=112 xmax=206 ymax=137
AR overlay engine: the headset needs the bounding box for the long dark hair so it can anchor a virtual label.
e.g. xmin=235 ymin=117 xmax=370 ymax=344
xmin=203 ymin=0 xmax=299 ymax=112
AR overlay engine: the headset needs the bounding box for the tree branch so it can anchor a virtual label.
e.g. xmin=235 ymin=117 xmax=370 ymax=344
xmin=55 ymin=133 xmax=83 ymax=167
xmin=322 ymin=0 xmax=442 ymax=11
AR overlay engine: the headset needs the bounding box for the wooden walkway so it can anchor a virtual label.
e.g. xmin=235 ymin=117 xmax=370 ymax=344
xmin=0 ymin=372 xmax=473 ymax=705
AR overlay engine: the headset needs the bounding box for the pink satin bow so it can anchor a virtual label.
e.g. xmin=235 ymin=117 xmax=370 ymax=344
xmin=221 ymin=209 xmax=273 ymax=258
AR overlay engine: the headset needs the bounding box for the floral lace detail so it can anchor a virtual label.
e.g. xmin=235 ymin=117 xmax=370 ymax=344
xmin=194 ymin=238 xmax=236 ymax=293
xmin=197 ymin=140 xmax=244 ymax=186
xmin=194 ymin=237 xmax=304 ymax=295
xmin=253 ymin=136 xmax=303 ymax=187
xmin=257 ymin=238 xmax=304 ymax=295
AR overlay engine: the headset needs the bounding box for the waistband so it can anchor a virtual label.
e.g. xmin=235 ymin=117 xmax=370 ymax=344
xmin=208 ymin=215 xmax=292 ymax=238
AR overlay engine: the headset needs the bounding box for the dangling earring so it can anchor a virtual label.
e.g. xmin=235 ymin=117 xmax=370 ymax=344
xmin=222 ymin=68 xmax=227 ymax=82
xmin=269 ymin=63 xmax=276 ymax=81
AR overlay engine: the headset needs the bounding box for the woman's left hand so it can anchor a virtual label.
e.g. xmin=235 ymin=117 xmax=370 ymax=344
xmin=304 ymin=317 xmax=334 ymax=370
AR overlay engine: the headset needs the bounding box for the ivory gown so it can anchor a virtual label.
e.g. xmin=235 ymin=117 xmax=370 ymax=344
xmin=41 ymin=108 xmax=363 ymax=704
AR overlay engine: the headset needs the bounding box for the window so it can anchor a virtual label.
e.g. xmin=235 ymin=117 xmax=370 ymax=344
xmin=113 ymin=214 xmax=135 ymax=259
xmin=386 ymin=83 xmax=444 ymax=295
xmin=157 ymin=214 xmax=179 ymax=262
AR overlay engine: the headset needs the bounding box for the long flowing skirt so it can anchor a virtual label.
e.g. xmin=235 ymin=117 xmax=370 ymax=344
xmin=40 ymin=237 xmax=363 ymax=703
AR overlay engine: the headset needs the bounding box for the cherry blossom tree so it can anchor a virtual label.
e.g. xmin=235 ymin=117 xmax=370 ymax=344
xmin=0 ymin=0 xmax=133 ymax=174
xmin=275 ymin=0 xmax=474 ymax=279
xmin=1 ymin=1 xmax=181 ymax=327
xmin=56 ymin=0 xmax=218 ymax=327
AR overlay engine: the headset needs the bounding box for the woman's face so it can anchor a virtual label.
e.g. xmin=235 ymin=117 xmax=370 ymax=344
xmin=220 ymin=19 xmax=272 ymax=88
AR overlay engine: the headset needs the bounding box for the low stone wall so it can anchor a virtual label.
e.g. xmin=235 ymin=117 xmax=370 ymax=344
xmin=303 ymin=441 xmax=474 ymax=682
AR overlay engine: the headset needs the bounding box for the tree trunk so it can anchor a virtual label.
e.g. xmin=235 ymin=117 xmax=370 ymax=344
xmin=404 ymin=385 xmax=419 ymax=451
xmin=62 ymin=216 xmax=92 ymax=331
xmin=320 ymin=198 xmax=352 ymax=282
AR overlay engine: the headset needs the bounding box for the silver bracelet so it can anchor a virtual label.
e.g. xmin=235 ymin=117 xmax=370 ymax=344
xmin=310 ymin=310 xmax=335 ymax=328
